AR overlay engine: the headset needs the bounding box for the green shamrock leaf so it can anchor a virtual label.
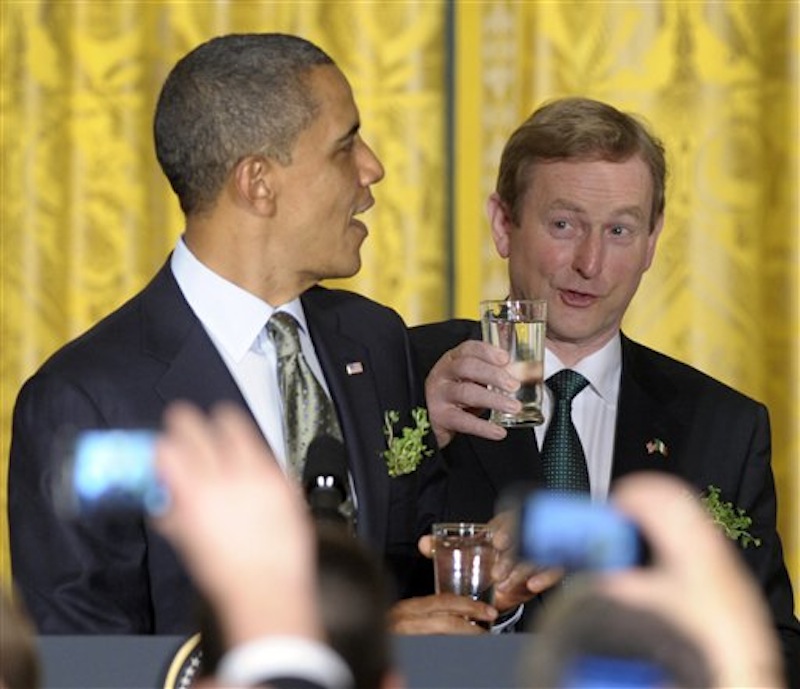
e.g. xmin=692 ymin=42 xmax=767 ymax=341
xmin=700 ymin=485 xmax=761 ymax=549
xmin=382 ymin=407 xmax=434 ymax=478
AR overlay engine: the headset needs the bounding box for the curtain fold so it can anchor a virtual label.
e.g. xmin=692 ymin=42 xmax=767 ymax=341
xmin=2 ymin=0 xmax=797 ymax=610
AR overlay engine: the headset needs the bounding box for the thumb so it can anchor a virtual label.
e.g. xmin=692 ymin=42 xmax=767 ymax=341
xmin=418 ymin=534 xmax=434 ymax=559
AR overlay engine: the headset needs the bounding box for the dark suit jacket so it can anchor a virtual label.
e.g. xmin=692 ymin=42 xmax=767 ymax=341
xmin=410 ymin=318 xmax=800 ymax=687
xmin=8 ymin=262 xmax=444 ymax=633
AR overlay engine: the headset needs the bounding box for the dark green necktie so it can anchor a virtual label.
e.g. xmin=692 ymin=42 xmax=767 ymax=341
xmin=267 ymin=312 xmax=343 ymax=479
xmin=541 ymin=369 xmax=590 ymax=493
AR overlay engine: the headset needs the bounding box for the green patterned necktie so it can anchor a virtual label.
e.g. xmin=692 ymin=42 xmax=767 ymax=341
xmin=267 ymin=311 xmax=343 ymax=479
xmin=541 ymin=369 xmax=590 ymax=493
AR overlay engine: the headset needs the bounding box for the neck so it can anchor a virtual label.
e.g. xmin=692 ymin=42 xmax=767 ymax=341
xmin=184 ymin=219 xmax=313 ymax=306
xmin=545 ymin=331 xmax=618 ymax=368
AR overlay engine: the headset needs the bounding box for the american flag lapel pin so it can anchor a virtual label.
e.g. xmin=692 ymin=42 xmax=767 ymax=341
xmin=346 ymin=361 xmax=364 ymax=376
xmin=645 ymin=438 xmax=669 ymax=457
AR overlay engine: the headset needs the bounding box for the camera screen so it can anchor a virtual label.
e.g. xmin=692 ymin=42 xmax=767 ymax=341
xmin=519 ymin=491 xmax=645 ymax=571
xmin=66 ymin=429 xmax=165 ymax=515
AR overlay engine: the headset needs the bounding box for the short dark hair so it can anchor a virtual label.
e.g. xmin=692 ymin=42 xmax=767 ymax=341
xmin=496 ymin=97 xmax=666 ymax=231
xmin=315 ymin=524 xmax=393 ymax=689
xmin=521 ymin=586 xmax=711 ymax=688
xmin=154 ymin=33 xmax=334 ymax=215
xmin=197 ymin=524 xmax=393 ymax=689
xmin=0 ymin=587 xmax=40 ymax=689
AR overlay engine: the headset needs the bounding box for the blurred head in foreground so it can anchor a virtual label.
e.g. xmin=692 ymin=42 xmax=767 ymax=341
xmin=0 ymin=586 xmax=40 ymax=689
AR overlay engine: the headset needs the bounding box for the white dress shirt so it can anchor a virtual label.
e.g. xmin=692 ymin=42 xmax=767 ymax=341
xmin=535 ymin=337 xmax=622 ymax=502
xmin=170 ymin=238 xmax=331 ymax=472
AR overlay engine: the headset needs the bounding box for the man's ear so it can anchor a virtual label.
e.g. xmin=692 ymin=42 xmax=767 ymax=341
xmin=487 ymin=192 xmax=514 ymax=259
xmin=232 ymin=155 xmax=276 ymax=215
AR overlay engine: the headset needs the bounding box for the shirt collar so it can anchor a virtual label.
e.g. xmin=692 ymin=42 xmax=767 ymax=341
xmin=545 ymin=334 xmax=622 ymax=404
xmin=170 ymin=237 xmax=309 ymax=361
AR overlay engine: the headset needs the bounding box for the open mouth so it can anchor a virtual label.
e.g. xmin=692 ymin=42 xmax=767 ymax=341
xmin=351 ymin=196 xmax=375 ymax=231
xmin=560 ymin=289 xmax=597 ymax=307
xmin=354 ymin=195 xmax=375 ymax=217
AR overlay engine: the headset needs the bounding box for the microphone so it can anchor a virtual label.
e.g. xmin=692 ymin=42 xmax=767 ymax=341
xmin=302 ymin=435 xmax=353 ymax=532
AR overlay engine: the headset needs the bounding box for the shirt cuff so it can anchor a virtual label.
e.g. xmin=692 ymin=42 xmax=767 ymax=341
xmin=491 ymin=604 xmax=524 ymax=634
xmin=217 ymin=636 xmax=354 ymax=688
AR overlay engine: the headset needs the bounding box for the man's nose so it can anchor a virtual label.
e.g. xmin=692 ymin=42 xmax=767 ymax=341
xmin=573 ymin=231 xmax=604 ymax=278
xmin=358 ymin=139 xmax=385 ymax=186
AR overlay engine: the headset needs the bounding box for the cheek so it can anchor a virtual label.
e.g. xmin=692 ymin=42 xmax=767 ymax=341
xmin=513 ymin=235 xmax=565 ymax=276
xmin=508 ymin=237 xmax=557 ymax=290
xmin=607 ymin=253 xmax=650 ymax=295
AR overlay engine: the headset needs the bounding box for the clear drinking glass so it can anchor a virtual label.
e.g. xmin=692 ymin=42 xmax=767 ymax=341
xmin=432 ymin=522 xmax=497 ymax=607
xmin=480 ymin=298 xmax=547 ymax=427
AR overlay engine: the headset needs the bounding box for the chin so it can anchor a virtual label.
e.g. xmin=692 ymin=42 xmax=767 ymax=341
xmin=327 ymin=256 xmax=362 ymax=281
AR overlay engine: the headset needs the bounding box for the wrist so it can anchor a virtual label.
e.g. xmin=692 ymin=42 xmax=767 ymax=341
xmin=216 ymin=572 xmax=322 ymax=646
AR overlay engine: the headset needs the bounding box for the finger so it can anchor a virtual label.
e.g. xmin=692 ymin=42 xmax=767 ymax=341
xmin=492 ymin=566 xmax=563 ymax=611
xmin=161 ymin=402 xmax=220 ymax=476
xmin=155 ymin=403 xmax=218 ymax=516
xmin=212 ymin=403 xmax=308 ymax=514
xmin=430 ymin=354 xmax=519 ymax=398
xmin=390 ymin=594 xmax=497 ymax=621
xmin=525 ymin=567 xmax=564 ymax=594
xmin=491 ymin=538 xmax=520 ymax=582
xmin=611 ymin=473 xmax=726 ymax=566
xmin=390 ymin=613 xmax=489 ymax=635
xmin=151 ymin=436 xmax=187 ymax=535
xmin=446 ymin=339 xmax=512 ymax=368
xmin=437 ymin=380 xmax=522 ymax=417
xmin=432 ymin=593 xmax=497 ymax=621
xmin=211 ymin=403 xmax=280 ymax=476
xmin=418 ymin=534 xmax=434 ymax=558
xmin=432 ymin=406 xmax=508 ymax=442
xmin=495 ymin=562 xmax=540 ymax=594
xmin=488 ymin=510 xmax=515 ymax=552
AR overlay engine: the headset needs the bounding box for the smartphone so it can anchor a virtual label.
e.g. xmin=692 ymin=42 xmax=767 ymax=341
xmin=54 ymin=428 xmax=168 ymax=518
xmin=516 ymin=490 xmax=648 ymax=571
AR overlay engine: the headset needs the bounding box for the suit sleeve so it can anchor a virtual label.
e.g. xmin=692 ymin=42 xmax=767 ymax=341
xmin=734 ymin=403 xmax=800 ymax=688
xmin=8 ymin=372 xmax=154 ymax=633
xmin=388 ymin=324 xmax=448 ymax=599
xmin=408 ymin=319 xmax=480 ymax=379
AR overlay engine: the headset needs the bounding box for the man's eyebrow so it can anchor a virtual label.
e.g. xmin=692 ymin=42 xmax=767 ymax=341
xmin=548 ymin=199 xmax=645 ymax=221
xmin=335 ymin=121 xmax=360 ymax=144
xmin=611 ymin=205 xmax=646 ymax=221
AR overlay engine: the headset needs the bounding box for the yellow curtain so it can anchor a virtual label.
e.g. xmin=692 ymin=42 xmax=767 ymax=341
xmin=1 ymin=0 xmax=798 ymax=614
xmin=454 ymin=1 xmax=799 ymax=608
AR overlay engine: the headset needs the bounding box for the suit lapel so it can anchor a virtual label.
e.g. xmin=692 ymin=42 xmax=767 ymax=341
xmin=141 ymin=264 xmax=251 ymax=414
xmin=302 ymin=290 xmax=390 ymax=550
xmin=612 ymin=335 xmax=687 ymax=481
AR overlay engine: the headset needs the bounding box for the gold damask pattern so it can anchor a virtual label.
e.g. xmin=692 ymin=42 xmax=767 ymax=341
xmin=454 ymin=1 xmax=798 ymax=603
xmin=0 ymin=1 xmax=446 ymax=582
xmin=1 ymin=1 xmax=797 ymax=609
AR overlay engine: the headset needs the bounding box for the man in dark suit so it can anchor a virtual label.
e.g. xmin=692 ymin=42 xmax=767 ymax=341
xmin=8 ymin=33 xmax=444 ymax=634
xmin=409 ymin=97 xmax=800 ymax=685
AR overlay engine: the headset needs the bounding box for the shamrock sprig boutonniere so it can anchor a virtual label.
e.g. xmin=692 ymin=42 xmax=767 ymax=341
xmin=700 ymin=485 xmax=761 ymax=549
xmin=382 ymin=407 xmax=434 ymax=478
